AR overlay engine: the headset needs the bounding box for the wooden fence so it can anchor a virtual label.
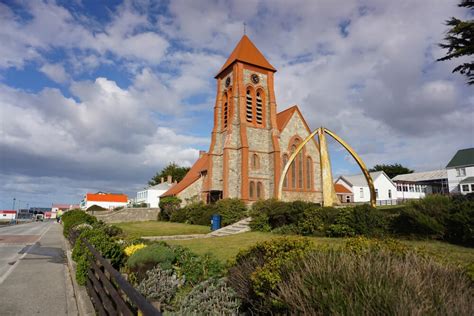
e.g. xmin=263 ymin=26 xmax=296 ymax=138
xmin=69 ymin=231 xmax=160 ymax=316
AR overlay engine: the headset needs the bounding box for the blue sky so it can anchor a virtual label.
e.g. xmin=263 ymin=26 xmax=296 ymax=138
xmin=0 ymin=0 xmax=472 ymax=209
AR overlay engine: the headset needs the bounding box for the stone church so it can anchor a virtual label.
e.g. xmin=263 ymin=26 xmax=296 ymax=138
xmin=163 ymin=35 xmax=323 ymax=205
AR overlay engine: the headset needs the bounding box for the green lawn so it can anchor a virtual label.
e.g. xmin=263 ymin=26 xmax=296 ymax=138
xmin=166 ymin=232 xmax=474 ymax=269
xmin=115 ymin=221 xmax=210 ymax=238
xmin=116 ymin=221 xmax=474 ymax=271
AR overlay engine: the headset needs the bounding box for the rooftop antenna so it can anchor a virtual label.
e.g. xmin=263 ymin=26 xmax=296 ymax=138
xmin=243 ymin=22 xmax=246 ymax=35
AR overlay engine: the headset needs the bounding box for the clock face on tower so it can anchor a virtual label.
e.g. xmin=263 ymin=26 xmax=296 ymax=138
xmin=251 ymin=73 xmax=260 ymax=84
xmin=225 ymin=77 xmax=231 ymax=87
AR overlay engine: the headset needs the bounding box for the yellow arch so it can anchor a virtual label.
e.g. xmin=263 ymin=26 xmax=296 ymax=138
xmin=277 ymin=127 xmax=376 ymax=208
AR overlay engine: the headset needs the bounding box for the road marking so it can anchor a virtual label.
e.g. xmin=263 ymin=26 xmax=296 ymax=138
xmin=0 ymin=223 xmax=52 ymax=285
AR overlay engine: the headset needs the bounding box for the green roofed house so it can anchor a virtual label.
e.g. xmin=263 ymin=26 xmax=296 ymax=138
xmin=446 ymin=148 xmax=474 ymax=195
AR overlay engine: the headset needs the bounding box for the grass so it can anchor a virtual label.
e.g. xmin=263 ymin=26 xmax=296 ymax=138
xmin=116 ymin=221 xmax=473 ymax=272
xmin=166 ymin=232 xmax=474 ymax=269
xmin=115 ymin=221 xmax=210 ymax=238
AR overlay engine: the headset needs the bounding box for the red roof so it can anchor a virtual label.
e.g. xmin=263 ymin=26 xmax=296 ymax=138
xmin=162 ymin=154 xmax=209 ymax=197
xmin=86 ymin=193 xmax=128 ymax=202
xmin=0 ymin=210 xmax=17 ymax=214
xmin=216 ymin=35 xmax=276 ymax=77
xmin=335 ymin=184 xmax=352 ymax=194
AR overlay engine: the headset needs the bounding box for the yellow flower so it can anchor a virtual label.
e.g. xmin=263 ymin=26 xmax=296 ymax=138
xmin=124 ymin=243 xmax=146 ymax=256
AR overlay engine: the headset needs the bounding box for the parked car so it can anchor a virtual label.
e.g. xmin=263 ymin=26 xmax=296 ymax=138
xmin=35 ymin=214 xmax=44 ymax=222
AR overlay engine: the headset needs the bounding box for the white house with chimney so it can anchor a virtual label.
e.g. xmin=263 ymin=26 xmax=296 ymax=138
xmin=335 ymin=171 xmax=397 ymax=205
xmin=136 ymin=176 xmax=175 ymax=208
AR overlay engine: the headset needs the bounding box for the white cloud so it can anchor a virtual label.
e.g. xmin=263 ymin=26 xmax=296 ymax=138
xmin=39 ymin=63 xmax=69 ymax=83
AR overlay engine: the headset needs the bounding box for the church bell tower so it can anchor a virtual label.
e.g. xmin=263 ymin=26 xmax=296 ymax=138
xmin=204 ymin=35 xmax=282 ymax=203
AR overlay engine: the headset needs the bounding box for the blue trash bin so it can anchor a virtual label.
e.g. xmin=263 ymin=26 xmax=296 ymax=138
xmin=211 ymin=214 xmax=221 ymax=231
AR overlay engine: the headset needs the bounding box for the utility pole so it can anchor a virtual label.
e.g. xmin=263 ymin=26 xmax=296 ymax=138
xmin=12 ymin=197 xmax=16 ymax=210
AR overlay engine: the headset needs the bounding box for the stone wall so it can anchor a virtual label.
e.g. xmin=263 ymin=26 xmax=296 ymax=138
xmin=92 ymin=208 xmax=160 ymax=223
xmin=279 ymin=111 xmax=323 ymax=204
xmin=177 ymin=178 xmax=203 ymax=207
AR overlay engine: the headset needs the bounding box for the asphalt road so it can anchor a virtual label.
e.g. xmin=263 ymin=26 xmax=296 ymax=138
xmin=0 ymin=221 xmax=78 ymax=315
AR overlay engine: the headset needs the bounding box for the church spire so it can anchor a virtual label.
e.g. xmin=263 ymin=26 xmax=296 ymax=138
xmin=215 ymin=35 xmax=276 ymax=78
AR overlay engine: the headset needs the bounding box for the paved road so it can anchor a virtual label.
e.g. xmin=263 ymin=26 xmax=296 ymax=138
xmin=0 ymin=221 xmax=78 ymax=315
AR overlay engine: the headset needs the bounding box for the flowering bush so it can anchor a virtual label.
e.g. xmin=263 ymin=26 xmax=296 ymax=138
xmin=124 ymin=243 xmax=147 ymax=257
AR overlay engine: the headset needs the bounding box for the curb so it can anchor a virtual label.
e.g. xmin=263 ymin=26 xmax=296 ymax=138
xmin=63 ymin=235 xmax=95 ymax=316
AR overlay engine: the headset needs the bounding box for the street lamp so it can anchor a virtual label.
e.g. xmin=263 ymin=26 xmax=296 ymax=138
xmin=12 ymin=197 xmax=16 ymax=210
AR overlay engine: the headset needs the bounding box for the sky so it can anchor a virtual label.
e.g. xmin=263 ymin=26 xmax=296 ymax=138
xmin=0 ymin=0 xmax=473 ymax=209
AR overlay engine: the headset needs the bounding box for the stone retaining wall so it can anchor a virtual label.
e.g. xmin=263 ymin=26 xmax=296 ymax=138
xmin=92 ymin=208 xmax=160 ymax=223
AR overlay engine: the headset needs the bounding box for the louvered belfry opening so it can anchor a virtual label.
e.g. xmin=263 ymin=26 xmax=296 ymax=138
xmin=256 ymin=91 xmax=263 ymax=124
xmin=246 ymin=89 xmax=253 ymax=122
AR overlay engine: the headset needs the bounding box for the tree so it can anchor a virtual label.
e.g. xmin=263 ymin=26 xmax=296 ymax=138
xmin=148 ymin=162 xmax=190 ymax=186
xmin=437 ymin=0 xmax=474 ymax=85
xmin=369 ymin=163 xmax=414 ymax=179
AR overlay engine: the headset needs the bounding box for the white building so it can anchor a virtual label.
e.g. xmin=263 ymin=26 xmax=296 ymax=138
xmin=336 ymin=171 xmax=397 ymax=205
xmin=80 ymin=192 xmax=128 ymax=210
xmin=136 ymin=177 xmax=174 ymax=208
xmin=0 ymin=210 xmax=16 ymax=220
xmin=446 ymin=148 xmax=474 ymax=195
xmin=392 ymin=169 xmax=448 ymax=200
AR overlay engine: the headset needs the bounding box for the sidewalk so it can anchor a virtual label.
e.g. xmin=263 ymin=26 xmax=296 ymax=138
xmin=0 ymin=222 xmax=78 ymax=316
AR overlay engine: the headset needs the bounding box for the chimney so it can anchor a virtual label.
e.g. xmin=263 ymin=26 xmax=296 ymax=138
xmin=167 ymin=175 xmax=172 ymax=183
xmin=199 ymin=150 xmax=206 ymax=158
xmin=161 ymin=177 xmax=164 ymax=184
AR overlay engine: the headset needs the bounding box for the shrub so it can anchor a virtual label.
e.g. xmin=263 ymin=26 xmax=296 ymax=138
xmin=392 ymin=207 xmax=445 ymax=238
xmin=124 ymin=243 xmax=147 ymax=257
xmin=126 ymin=243 xmax=176 ymax=279
xmin=445 ymin=202 xmax=474 ymax=246
xmin=179 ymin=278 xmax=241 ymax=315
xmin=274 ymin=248 xmax=473 ymax=315
xmin=159 ymin=196 xmax=181 ymax=221
xmin=86 ymin=205 xmax=106 ymax=212
xmin=62 ymin=209 xmax=97 ymax=238
xmin=228 ymin=237 xmax=312 ymax=313
xmin=172 ymin=245 xmax=223 ymax=286
xmin=184 ymin=202 xmax=215 ymax=226
xmin=137 ymin=266 xmax=183 ymax=311
xmin=72 ymin=227 xmax=125 ymax=285
xmin=351 ymin=204 xmax=391 ymax=236
xmin=214 ymin=198 xmax=248 ymax=226
xmin=169 ymin=207 xmax=189 ymax=223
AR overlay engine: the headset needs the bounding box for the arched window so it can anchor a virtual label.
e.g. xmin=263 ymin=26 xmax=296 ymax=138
xmin=252 ymin=153 xmax=259 ymax=169
xmin=249 ymin=181 xmax=255 ymax=199
xmin=257 ymin=182 xmax=263 ymax=199
xmin=306 ymin=157 xmax=312 ymax=189
xmin=246 ymin=89 xmax=253 ymax=123
xmin=256 ymin=90 xmax=263 ymax=125
xmin=282 ymin=154 xmax=289 ymax=188
xmin=297 ymin=151 xmax=303 ymax=189
xmin=291 ymin=145 xmax=297 ymax=188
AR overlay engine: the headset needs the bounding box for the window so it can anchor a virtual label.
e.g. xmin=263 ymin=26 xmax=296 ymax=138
xmin=252 ymin=154 xmax=259 ymax=169
xmin=471 ymin=184 xmax=474 ymax=191
xmin=415 ymin=185 xmax=420 ymax=192
xmin=249 ymin=181 xmax=255 ymax=199
xmin=256 ymin=91 xmax=263 ymax=125
xmin=403 ymin=184 xmax=408 ymax=192
xmin=409 ymin=185 xmax=414 ymax=192
xmin=375 ymin=189 xmax=378 ymax=199
xmin=397 ymin=184 xmax=402 ymax=191
xmin=282 ymin=154 xmax=288 ymax=188
xmin=456 ymin=168 xmax=466 ymax=177
xmin=297 ymin=151 xmax=303 ymax=189
xmin=360 ymin=188 xmax=364 ymax=198
xmin=246 ymin=89 xmax=253 ymax=122
xmin=257 ymin=182 xmax=263 ymax=199
xmin=462 ymin=184 xmax=469 ymax=192
xmin=306 ymin=157 xmax=312 ymax=189
xmin=291 ymin=145 xmax=297 ymax=189
xmin=388 ymin=189 xmax=392 ymax=199
xmin=346 ymin=196 xmax=351 ymax=203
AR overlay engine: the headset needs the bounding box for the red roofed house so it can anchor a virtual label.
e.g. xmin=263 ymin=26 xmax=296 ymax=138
xmin=0 ymin=210 xmax=17 ymax=220
xmin=162 ymin=35 xmax=324 ymax=206
xmin=335 ymin=184 xmax=353 ymax=204
xmin=80 ymin=192 xmax=128 ymax=210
